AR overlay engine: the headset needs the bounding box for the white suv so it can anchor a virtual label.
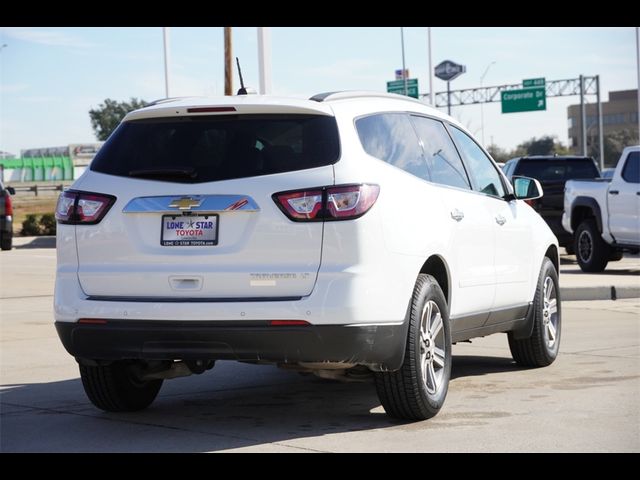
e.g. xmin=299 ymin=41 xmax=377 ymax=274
xmin=55 ymin=92 xmax=561 ymax=420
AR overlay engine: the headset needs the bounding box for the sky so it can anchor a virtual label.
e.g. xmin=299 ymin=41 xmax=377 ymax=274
xmin=0 ymin=26 xmax=637 ymax=156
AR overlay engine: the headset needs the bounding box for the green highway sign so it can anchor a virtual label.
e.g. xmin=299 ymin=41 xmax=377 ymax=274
xmin=523 ymin=77 xmax=545 ymax=88
xmin=387 ymin=78 xmax=419 ymax=99
xmin=501 ymin=87 xmax=546 ymax=113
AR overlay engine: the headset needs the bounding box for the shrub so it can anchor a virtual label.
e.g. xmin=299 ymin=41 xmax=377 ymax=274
xmin=22 ymin=214 xmax=41 ymax=236
xmin=39 ymin=213 xmax=57 ymax=236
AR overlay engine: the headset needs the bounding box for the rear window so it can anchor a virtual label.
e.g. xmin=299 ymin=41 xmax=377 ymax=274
xmin=90 ymin=114 xmax=340 ymax=183
xmin=514 ymin=159 xmax=599 ymax=182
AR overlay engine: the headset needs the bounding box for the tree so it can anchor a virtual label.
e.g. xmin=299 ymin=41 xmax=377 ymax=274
xmin=487 ymin=143 xmax=512 ymax=164
xmin=514 ymin=135 xmax=571 ymax=157
xmin=602 ymin=129 xmax=639 ymax=168
xmin=89 ymin=98 xmax=148 ymax=141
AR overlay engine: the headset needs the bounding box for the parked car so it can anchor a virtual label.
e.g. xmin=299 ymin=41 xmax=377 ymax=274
xmin=54 ymin=92 xmax=561 ymax=421
xmin=0 ymin=179 xmax=15 ymax=251
xmin=562 ymin=146 xmax=640 ymax=272
xmin=502 ymin=155 xmax=600 ymax=253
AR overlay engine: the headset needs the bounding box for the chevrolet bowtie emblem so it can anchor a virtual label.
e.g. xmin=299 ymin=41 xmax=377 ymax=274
xmin=169 ymin=197 xmax=202 ymax=210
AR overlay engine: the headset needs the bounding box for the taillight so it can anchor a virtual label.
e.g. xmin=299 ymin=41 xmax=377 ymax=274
xmin=525 ymin=199 xmax=538 ymax=208
xmin=55 ymin=190 xmax=116 ymax=225
xmin=273 ymin=184 xmax=379 ymax=222
xmin=4 ymin=193 xmax=12 ymax=216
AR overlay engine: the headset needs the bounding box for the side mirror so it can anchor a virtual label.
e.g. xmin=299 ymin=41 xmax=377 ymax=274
xmin=512 ymin=176 xmax=543 ymax=200
xmin=6 ymin=186 xmax=15 ymax=195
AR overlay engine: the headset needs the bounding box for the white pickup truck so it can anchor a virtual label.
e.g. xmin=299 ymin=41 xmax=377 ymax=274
xmin=562 ymin=145 xmax=640 ymax=272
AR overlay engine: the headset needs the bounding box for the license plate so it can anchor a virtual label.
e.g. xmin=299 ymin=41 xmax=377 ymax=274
xmin=161 ymin=214 xmax=218 ymax=246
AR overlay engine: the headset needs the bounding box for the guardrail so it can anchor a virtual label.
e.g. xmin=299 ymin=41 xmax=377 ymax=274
xmin=10 ymin=183 xmax=70 ymax=197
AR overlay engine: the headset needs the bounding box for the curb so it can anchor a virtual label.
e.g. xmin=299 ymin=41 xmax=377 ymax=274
xmin=561 ymin=286 xmax=640 ymax=301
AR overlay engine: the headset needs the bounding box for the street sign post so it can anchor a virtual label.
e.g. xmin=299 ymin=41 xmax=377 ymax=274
xmin=434 ymin=60 xmax=466 ymax=82
xmin=434 ymin=60 xmax=466 ymax=115
xmin=523 ymin=77 xmax=545 ymax=88
xmin=387 ymin=78 xmax=419 ymax=98
xmin=501 ymin=87 xmax=546 ymax=113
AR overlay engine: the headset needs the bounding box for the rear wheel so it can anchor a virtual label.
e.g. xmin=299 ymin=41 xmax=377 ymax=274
xmin=79 ymin=361 xmax=163 ymax=412
xmin=374 ymin=274 xmax=451 ymax=421
xmin=0 ymin=232 xmax=11 ymax=251
xmin=575 ymin=218 xmax=609 ymax=272
xmin=508 ymin=257 xmax=561 ymax=367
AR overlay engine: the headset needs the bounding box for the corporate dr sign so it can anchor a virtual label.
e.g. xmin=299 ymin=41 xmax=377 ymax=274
xmin=501 ymin=87 xmax=546 ymax=114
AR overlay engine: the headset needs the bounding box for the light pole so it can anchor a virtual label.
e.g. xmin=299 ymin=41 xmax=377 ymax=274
xmin=162 ymin=28 xmax=171 ymax=98
xmin=479 ymin=61 xmax=496 ymax=147
xmin=400 ymin=27 xmax=408 ymax=96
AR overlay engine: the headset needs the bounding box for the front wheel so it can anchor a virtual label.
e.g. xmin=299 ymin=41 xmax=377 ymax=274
xmin=374 ymin=274 xmax=452 ymax=421
xmin=80 ymin=361 xmax=163 ymax=412
xmin=508 ymin=257 xmax=561 ymax=367
xmin=575 ymin=219 xmax=609 ymax=272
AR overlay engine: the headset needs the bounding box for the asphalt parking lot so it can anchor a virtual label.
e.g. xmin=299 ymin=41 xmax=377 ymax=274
xmin=1 ymin=241 xmax=638 ymax=452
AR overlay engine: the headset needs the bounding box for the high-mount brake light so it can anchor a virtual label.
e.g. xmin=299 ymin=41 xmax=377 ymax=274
xmin=55 ymin=190 xmax=116 ymax=225
xmin=269 ymin=320 xmax=310 ymax=326
xmin=186 ymin=106 xmax=237 ymax=113
xmin=273 ymin=184 xmax=379 ymax=222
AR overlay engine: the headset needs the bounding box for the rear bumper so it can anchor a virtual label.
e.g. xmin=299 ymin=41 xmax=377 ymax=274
xmin=55 ymin=320 xmax=408 ymax=371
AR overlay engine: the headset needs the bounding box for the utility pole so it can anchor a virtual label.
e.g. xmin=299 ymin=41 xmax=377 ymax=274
xmin=400 ymin=27 xmax=408 ymax=96
xmin=579 ymin=74 xmax=587 ymax=156
xmin=257 ymin=27 xmax=272 ymax=94
xmin=162 ymin=28 xmax=171 ymax=98
xmin=224 ymin=27 xmax=233 ymax=95
xmin=479 ymin=61 xmax=496 ymax=146
xmin=596 ymin=75 xmax=604 ymax=170
xmin=636 ymin=27 xmax=640 ymax=142
xmin=427 ymin=28 xmax=434 ymax=106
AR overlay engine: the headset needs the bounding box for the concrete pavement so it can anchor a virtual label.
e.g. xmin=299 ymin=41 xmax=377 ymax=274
xmin=1 ymin=245 xmax=639 ymax=452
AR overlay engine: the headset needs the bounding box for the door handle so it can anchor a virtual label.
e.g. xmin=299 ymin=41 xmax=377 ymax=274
xmin=450 ymin=209 xmax=464 ymax=221
xmin=609 ymin=190 xmax=619 ymax=195
xmin=495 ymin=214 xmax=506 ymax=226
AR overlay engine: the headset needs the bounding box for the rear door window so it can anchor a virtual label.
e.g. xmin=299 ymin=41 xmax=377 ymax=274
xmin=410 ymin=115 xmax=470 ymax=190
xmin=90 ymin=114 xmax=340 ymax=183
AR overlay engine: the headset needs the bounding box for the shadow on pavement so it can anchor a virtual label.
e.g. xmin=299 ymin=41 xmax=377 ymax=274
xmin=13 ymin=236 xmax=56 ymax=249
xmin=451 ymin=355 xmax=522 ymax=380
xmin=0 ymin=356 xmax=526 ymax=452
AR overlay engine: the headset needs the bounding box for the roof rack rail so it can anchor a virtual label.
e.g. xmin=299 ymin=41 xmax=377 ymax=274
xmin=309 ymin=90 xmax=425 ymax=104
xmin=146 ymin=96 xmax=202 ymax=107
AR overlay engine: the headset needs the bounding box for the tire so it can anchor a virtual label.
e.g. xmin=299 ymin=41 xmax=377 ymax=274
xmin=0 ymin=233 xmax=11 ymax=251
xmin=575 ymin=219 xmax=609 ymax=272
xmin=508 ymin=257 xmax=561 ymax=367
xmin=374 ymin=274 xmax=452 ymax=421
xmin=79 ymin=361 xmax=163 ymax=412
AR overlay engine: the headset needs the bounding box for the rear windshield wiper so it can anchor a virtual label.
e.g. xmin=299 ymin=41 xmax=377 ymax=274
xmin=128 ymin=167 xmax=198 ymax=179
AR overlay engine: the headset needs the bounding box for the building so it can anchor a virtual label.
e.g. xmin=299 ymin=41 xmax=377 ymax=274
xmin=567 ymin=89 xmax=639 ymax=167
xmin=0 ymin=143 xmax=103 ymax=183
